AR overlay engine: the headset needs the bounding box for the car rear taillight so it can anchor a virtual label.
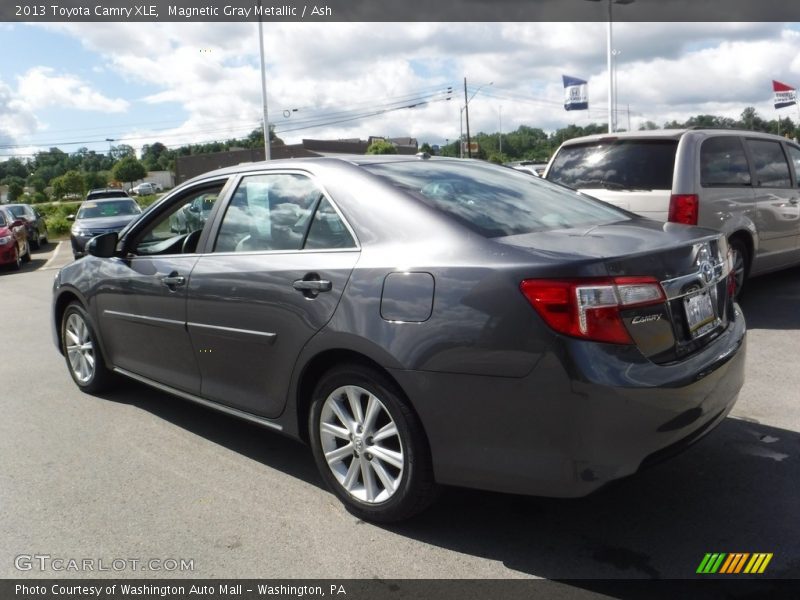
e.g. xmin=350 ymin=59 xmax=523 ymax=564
xmin=520 ymin=277 xmax=666 ymax=344
xmin=668 ymin=194 xmax=699 ymax=225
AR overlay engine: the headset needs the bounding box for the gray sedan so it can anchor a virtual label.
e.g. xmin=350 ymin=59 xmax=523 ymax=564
xmin=52 ymin=156 xmax=746 ymax=522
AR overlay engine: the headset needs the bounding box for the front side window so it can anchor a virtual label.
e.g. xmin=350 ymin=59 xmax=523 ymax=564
xmin=132 ymin=182 xmax=226 ymax=255
xmin=214 ymin=173 xmax=355 ymax=253
xmin=745 ymin=139 xmax=792 ymax=188
xmin=700 ymin=137 xmax=752 ymax=186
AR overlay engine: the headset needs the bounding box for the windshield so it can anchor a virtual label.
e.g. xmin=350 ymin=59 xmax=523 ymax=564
xmin=6 ymin=206 xmax=28 ymax=218
xmin=363 ymin=160 xmax=630 ymax=238
xmin=77 ymin=199 xmax=142 ymax=220
xmin=547 ymin=139 xmax=678 ymax=190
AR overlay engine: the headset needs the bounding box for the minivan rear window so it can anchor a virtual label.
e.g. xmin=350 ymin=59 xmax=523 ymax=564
xmin=547 ymin=139 xmax=678 ymax=191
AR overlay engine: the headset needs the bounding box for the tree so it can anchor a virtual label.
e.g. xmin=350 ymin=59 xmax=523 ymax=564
xmin=420 ymin=142 xmax=434 ymax=154
xmin=110 ymin=144 xmax=136 ymax=160
xmin=84 ymin=171 xmax=108 ymax=190
xmin=51 ymin=170 xmax=85 ymax=199
xmin=112 ymin=156 xmax=147 ymax=187
xmin=366 ymin=140 xmax=397 ymax=155
xmin=4 ymin=176 xmax=25 ymax=202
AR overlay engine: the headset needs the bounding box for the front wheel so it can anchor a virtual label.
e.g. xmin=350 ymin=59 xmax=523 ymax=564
xmin=61 ymin=302 xmax=115 ymax=393
xmin=309 ymin=364 xmax=439 ymax=522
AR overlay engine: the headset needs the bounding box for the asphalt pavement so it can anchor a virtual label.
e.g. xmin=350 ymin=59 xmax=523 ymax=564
xmin=1 ymin=244 xmax=798 ymax=584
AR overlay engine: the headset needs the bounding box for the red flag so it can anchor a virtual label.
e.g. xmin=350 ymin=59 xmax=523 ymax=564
xmin=773 ymin=80 xmax=797 ymax=109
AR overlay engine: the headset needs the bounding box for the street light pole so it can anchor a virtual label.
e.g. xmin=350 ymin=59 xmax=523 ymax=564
xmin=586 ymin=0 xmax=634 ymax=133
xmin=257 ymin=0 xmax=271 ymax=160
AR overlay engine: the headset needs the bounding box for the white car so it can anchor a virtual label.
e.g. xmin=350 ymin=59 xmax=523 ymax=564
xmin=130 ymin=182 xmax=162 ymax=195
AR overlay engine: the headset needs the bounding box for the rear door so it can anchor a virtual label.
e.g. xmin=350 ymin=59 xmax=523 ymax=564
xmin=744 ymin=137 xmax=800 ymax=269
xmin=187 ymin=171 xmax=360 ymax=418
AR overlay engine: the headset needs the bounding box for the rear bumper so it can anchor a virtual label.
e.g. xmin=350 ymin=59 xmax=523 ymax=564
xmin=390 ymin=305 xmax=746 ymax=497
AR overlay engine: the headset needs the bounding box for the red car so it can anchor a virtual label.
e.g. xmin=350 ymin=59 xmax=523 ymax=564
xmin=0 ymin=207 xmax=30 ymax=271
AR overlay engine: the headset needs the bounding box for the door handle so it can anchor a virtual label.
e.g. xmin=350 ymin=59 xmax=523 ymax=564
xmin=161 ymin=274 xmax=186 ymax=287
xmin=293 ymin=279 xmax=332 ymax=293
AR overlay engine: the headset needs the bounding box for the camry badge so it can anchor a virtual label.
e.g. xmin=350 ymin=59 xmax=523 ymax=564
xmin=632 ymin=314 xmax=662 ymax=325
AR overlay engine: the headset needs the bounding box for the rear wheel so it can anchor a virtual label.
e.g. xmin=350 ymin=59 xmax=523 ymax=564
xmin=728 ymin=237 xmax=750 ymax=298
xmin=61 ymin=302 xmax=114 ymax=393
xmin=309 ymin=364 xmax=439 ymax=522
xmin=21 ymin=240 xmax=31 ymax=263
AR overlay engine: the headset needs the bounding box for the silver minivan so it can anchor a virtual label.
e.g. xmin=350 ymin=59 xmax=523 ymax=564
xmin=545 ymin=129 xmax=800 ymax=292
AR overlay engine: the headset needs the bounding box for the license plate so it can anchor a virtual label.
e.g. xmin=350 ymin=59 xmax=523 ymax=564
xmin=684 ymin=290 xmax=717 ymax=338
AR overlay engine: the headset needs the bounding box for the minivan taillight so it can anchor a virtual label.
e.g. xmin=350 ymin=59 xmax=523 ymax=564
xmin=520 ymin=277 xmax=665 ymax=344
xmin=668 ymin=194 xmax=699 ymax=225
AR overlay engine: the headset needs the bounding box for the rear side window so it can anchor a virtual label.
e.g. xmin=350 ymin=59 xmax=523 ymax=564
xmin=546 ymin=139 xmax=677 ymax=191
xmin=700 ymin=137 xmax=751 ymax=186
xmin=745 ymin=139 xmax=792 ymax=188
xmin=364 ymin=160 xmax=629 ymax=238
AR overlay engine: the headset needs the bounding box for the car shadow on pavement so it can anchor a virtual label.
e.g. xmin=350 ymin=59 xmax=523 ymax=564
xmin=387 ymin=417 xmax=800 ymax=581
xmin=105 ymin=378 xmax=799 ymax=581
xmin=102 ymin=381 xmax=323 ymax=487
xmin=739 ymin=266 xmax=800 ymax=330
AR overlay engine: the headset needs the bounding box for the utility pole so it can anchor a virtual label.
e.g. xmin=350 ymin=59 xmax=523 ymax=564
xmin=464 ymin=77 xmax=472 ymax=158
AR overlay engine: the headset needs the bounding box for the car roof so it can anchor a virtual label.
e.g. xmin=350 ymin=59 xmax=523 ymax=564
xmin=178 ymin=154 xmax=472 ymax=188
xmin=557 ymin=128 xmax=793 ymax=147
xmin=81 ymin=197 xmax=138 ymax=204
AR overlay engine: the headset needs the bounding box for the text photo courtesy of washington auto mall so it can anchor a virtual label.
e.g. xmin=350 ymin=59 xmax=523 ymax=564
xmin=1 ymin=1 xmax=799 ymax=599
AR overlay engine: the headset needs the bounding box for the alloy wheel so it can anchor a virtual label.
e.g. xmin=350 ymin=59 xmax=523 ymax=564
xmin=319 ymin=385 xmax=405 ymax=504
xmin=65 ymin=312 xmax=96 ymax=384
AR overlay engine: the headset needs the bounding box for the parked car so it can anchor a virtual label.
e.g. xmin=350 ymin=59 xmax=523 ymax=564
xmin=52 ymin=156 xmax=746 ymax=522
xmin=68 ymin=197 xmax=143 ymax=258
xmin=0 ymin=207 xmax=31 ymax=270
xmin=130 ymin=182 xmax=162 ymax=196
xmin=545 ymin=128 xmax=800 ymax=294
xmin=3 ymin=203 xmax=49 ymax=249
xmin=85 ymin=188 xmax=132 ymax=201
xmin=168 ymin=193 xmax=217 ymax=233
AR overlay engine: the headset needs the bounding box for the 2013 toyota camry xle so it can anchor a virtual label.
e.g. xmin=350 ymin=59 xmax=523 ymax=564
xmin=52 ymin=156 xmax=746 ymax=522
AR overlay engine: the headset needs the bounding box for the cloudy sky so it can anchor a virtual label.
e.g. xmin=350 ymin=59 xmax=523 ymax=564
xmin=1 ymin=20 xmax=799 ymax=159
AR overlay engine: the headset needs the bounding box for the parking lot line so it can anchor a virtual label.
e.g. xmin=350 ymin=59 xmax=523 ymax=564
xmin=42 ymin=241 xmax=63 ymax=270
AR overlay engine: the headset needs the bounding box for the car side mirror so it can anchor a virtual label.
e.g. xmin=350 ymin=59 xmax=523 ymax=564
xmin=67 ymin=214 xmax=75 ymax=221
xmin=86 ymin=232 xmax=118 ymax=258
xmin=11 ymin=219 xmax=25 ymax=228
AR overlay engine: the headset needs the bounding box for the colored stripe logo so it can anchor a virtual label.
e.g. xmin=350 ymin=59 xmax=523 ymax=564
xmin=697 ymin=553 xmax=773 ymax=574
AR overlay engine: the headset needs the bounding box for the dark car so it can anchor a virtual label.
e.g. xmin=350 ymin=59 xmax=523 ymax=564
xmin=0 ymin=207 xmax=31 ymax=270
xmin=68 ymin=197 xmax=142 ymax=258
xmin=4 ymin=203 xmax=49 ymax=249
xmin=52 ymin=156 xmax=746 ymax=522
xmin=85 ymin=188 xmax=132 ymax=201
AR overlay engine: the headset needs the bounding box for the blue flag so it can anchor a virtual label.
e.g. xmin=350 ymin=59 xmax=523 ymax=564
xmin=563 ymin=75 xmax=588 ymax=111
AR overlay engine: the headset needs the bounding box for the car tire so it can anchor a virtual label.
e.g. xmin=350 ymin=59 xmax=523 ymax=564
xmin=9 ymin=246 xmax=21 ymax=271
xmin=21 ymin=241 xmax=31 ymax=263
xmin=61 ymin=302 xmax=115 ymax=394
xmin=728 ymin=237 xmax=749 ymax=298
xmin=309 ymin=363 xmax=439 ymax=522
xmin=30 ymin=235 xmax=40 ymax=250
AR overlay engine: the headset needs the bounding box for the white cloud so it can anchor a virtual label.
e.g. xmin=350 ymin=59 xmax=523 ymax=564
xmin=11 ymin=21 xmax=800 ymax=154
xmin=17 ymin=66 xmax=129 ymax=113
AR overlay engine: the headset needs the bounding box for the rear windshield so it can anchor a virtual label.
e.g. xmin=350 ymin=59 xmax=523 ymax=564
xmin=87 ymin=191 xmax=130 ymax=200
xmin=547 ymin=139 xmax=678 ymax=191
xmin=77 ymin=199 xmax=142 ymax=219
xmin=363 ymin=160 xmax=629 ymax=238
